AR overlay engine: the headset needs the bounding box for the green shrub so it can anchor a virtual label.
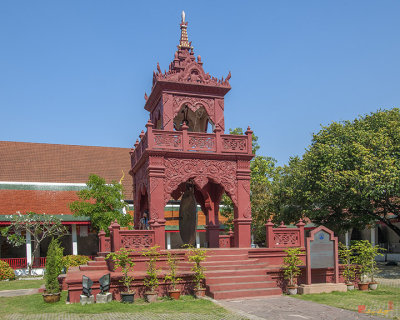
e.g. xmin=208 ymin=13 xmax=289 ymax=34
xmin=44 ymin=238 xmax=63 ymax=294
xmin=142 ymin=245 xmax=161 ymax=293
xmin=61 ymin=255 xmax=91 ymax=272
xmin=282 ymin=247 xmax=303 ymax=287
xmin=0 ymin=260 xmax=15 ymax=281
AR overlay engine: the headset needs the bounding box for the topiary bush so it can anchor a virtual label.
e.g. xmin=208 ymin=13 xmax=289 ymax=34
xmin=0 ymin=260 xmax=15 ymax=281
xmin=61 ymin=255 xmax=91 ymax=272
xmin=44 ymin=238 xmax=63 ymax=294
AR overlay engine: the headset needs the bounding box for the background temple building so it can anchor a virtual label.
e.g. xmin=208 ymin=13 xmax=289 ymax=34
xmin=0 ymin=141 xmax=223 ymax=267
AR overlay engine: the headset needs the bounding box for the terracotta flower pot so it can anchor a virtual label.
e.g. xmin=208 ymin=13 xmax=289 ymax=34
xmin=168 ymin=290 xmax=181 ymax=300
xmin=121 ymin=291 xmax=135 ymax=303
xmin=145 ymin=291 xmax=158 ymax=303
xmin=358 ymin=283 xmax=369 ymax=291
xmin=369 ymin=282 xmax=378 ymax=290
xmin=42 ymin=292 xmax=61 ymax=303
xmin=287 ymin=286 xmax=298 ymax=295
xmin=194 ymin=288 xmax=206 ymax=298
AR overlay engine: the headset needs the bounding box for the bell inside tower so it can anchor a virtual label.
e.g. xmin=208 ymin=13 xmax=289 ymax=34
xmin=173 ymin=105 xmax=213 ymax=132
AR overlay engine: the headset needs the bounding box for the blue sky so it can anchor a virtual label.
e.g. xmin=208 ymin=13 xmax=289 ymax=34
xmin=1 ymin=1 xmax=399 ymax=165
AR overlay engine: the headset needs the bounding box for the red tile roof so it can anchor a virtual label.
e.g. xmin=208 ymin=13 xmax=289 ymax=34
xmin=0 ymin=141 xmax=133 ymax=198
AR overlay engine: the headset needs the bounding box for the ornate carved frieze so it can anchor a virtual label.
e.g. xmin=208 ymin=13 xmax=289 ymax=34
xmin=173 ymin=96 xmax=215 ymax=123
xmin=153 ymin=132 xmax=182 ymax=149
xmin=222 ymin=136 xmax=247 ymax=152
xmin=121 ymin=233 xmax=154 ymax=249
xmin=164 ymin=158 xmax=237 ymax=205
xmin=188 ymin=134 xmax=215 ymax=151
xmin=273 ymin=231 xmax=299 ymax=247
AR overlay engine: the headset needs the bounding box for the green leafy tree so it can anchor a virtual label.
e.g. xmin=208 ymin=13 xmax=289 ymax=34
xmin=44 ymin=238 xmax=64 ymax=294
xmin=69 ymin=174 xmax=132 ymax=234
xmin=106 ymin=248 xmax=135 ymax=293
xmin=142 ymin=245 xmax=161 ymax=293
xmin=273 ymin=109 xmax=400 ymax=237
xmin=164 ymin=252 xmax=182 ymax=291
xmin=352 ymin=240 xmax=385 ymax=283
xmin=220 ymin=128 xmax=278 ymax=244
xmin=282 ymin=247 xmax=303 ymax=287
xmin=338 ymin=243 xmax=356 ymax=284
xmin=1 ymin=212 xmax=68 ymax=272
xmin=185 ymin=244 xmax=207 ymax=290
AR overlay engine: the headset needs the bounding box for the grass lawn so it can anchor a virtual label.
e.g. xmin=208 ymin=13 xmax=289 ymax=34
xmin=293 ymin=285 xmax=400 ymax=318
xmin=0 ymin=292 xmax=244 ymax=319
xmin=0 ymin=279 xmax=44 ymax=291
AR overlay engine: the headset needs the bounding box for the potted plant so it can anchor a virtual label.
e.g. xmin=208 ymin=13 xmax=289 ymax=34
xmin=142 ymin=245 xmax=160 ymax=303
xmin=164 ymin=252 xmax=182 ymax=300
xmin=282 ymin=247 xmax=303 ymax=295
xmin=43 ymin=238 xmax=63 ymax=303
xmin=338 ymin=243 xmax=356 ymax=290
xmin=106 ymin=248 xmax=135 ymax=303
xmin=352 ymin=240 xmax=384 ymax=291
xmin=185 ymin=245 xmax=207 ymax=297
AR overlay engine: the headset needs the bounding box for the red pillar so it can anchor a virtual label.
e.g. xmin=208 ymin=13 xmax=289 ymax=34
xmin=265 ymin=219 xmax=274 ymax=248
xmin=234 ymin=162 xmax=252 ymax=248
xmin=98 ymin=230 xmax=106 ymax=252
xmin=109 ymin=220 xmax=121 ymax=252
xmin=148 ymin=168 xmax=166 ymax=249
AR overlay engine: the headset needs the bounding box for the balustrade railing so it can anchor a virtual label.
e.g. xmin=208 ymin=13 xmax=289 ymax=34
xmin=1 ymin=256 xmax=94 ymax=269
xmin=130 ymin=121 xmax=253 ymax=167
xmin=99 ymin=221 xmax=155 ymax=252
xmin=265 ymin=219 xmax=305 ymax=248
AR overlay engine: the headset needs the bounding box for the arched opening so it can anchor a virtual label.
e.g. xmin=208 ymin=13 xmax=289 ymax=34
xmin=134 ymin=188 xmax=149 ymax=230
xmin=166 ymin=177 xmax=228 ymax=248
xmin=173 ymin=105 xmax=210 ymax=132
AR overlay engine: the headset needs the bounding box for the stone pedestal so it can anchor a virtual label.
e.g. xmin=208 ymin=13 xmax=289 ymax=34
xmin=80 ymin=295 xmax=94 ymax=305
xmin=298 ymin=283 xmax=347 ymax=295
xmin=96 ymin=292 xmax=112 ymax=303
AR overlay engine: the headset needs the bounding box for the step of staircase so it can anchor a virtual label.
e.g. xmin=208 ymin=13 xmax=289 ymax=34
xmin=202 ymin=250 xmax=282 ymax=300
xmin=209 ymin=287 xmax=282 ymax=300
xmin=205 ymin=267 xmax=267 ymax=278
xmin=87 ymin=261 xmax=107 ymax=267
xmin=79 ymin=264 xmax=108 ymax=271
xmin=207 ymin=280 xmax=276 ymax=291
xmin=94 ymin=256 xmax=105 ymax=262
xmin=206 ymin=274 xmax=269 ymax=284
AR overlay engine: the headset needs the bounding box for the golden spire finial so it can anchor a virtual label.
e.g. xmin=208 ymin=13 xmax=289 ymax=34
xmin=178 ymin=11 xmax=192 ymax=50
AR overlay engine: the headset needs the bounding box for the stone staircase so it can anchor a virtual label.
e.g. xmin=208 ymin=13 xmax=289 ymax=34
xmin=178 ymin=248 xmax=282 ymax=300
xmin=79 ymin=256 xmax=108 ymax=272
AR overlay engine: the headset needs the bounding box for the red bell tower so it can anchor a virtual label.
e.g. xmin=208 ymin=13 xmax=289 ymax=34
xmin=130 ymin=12 xmax=254 ymax=248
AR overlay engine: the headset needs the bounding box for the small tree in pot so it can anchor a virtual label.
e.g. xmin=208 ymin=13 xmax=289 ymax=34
xmin=352 ymin=240 xmax=384 ymax=290
xmin=106 ymin=248 xmax=135 ymax=303
xmin=43 ymin=238 xmax=63 ymax=303
xmin=338 ymin=243 xmax=356 ymax=290
xmin=142 ymin=245 xmax=160 ymax=303
xmin=164 ymin=252 xmax=182 ymax=300
xmin=282 ymin=247 xmax=303 ymax=295
xmin=185 ymin=245 xmax=207 ymax=297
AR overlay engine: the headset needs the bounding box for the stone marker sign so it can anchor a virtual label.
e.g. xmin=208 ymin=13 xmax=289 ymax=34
xmin=305 ymin=226 xmax=339 ymax=285
xmin=310 ymin=230 xmax=334 ymax=269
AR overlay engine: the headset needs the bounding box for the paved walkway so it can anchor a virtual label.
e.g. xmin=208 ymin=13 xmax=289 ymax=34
xmin=216 ymin=296 xmax=382 ymax=320
xmin=5 ymin=313 xmax=246 ymax=320
xmin=0 ymin=288 xmax=38 ymax=297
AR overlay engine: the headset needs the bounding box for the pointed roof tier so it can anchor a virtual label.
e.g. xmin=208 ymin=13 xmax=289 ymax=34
xmin=144 ymin=11 xmax=231 ymax=112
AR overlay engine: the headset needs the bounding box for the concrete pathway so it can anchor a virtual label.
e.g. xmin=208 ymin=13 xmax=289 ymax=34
xmin=0 ymin=288 xmax=38 ymax=297
xmin=216 ymin=296 xmax=382 ymax=320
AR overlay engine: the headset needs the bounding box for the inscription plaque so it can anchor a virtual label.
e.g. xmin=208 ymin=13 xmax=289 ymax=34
xmin=310 ymin=230 xmax=334 ymax=268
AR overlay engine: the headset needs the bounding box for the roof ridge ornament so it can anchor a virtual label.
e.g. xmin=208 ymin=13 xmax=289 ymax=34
xmin=178 ymin=10 xmax=192 ymax=50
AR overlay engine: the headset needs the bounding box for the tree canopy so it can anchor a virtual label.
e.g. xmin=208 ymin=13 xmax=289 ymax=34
xmin=220 ymin=128 xmax=277 ymax=244
xmin=273 ymin=108 xmax=400 ymax=237
xmin=69 ymin=174 xmax=132 ymax=234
